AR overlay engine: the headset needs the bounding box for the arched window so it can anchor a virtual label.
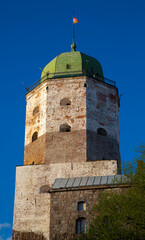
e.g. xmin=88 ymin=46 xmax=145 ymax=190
xmin=97 ymin=128 xmax=107 ymax=136
xmin=60 ymin=98 xmax=71 ymax=106
xmin=66 ymin=64 xmax=71 ymax=69
xmin=32 ymin=131 xmax=38 ymax=142
xmin=78 ymin=201 xmax=86 ymax=211
xmin=33 ymin=106 xmax=39 ymax=116
xmin=76 ymin=218 xmax=88 ymax=234
xmin=60 ymin=123 xmax=71 ymax=132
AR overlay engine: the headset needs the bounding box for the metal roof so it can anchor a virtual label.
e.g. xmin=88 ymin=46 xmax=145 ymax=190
xmin=41 ymin=51 xmax=103 ymax=82
xmin=52 ymin=175 xmax=125 ymax=190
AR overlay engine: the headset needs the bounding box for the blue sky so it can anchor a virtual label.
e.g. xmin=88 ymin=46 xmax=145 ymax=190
xmin=0 ymin=0 xmax=145 ymax=239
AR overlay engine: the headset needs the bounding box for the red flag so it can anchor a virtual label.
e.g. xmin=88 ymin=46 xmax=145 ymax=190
xmin=73 ymin=17 xmax=79 ymax=24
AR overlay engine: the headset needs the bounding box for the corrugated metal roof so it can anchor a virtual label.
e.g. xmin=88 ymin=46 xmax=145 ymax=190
xmin=52 ymin=175 xmax=125 ymax=190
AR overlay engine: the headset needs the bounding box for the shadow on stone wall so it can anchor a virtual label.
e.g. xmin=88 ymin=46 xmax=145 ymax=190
xmin=86 ymin=78 xmax=120 ymax=164
xmin=12 ymin=231 xmax=47 ymax=240
xmin=86 ymin=130 xmax=120 ymax=161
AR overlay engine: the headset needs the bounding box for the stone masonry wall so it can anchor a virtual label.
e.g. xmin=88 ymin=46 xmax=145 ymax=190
xmin=24 ymin=82 xmax=47 ymax=146
xmin=45 ymin=130 xmax=86 ymax=164
xmin=24 ymin=77 xmax=87 ymax=165
xmin=24 ymin=76 xmax=120 ymax=167
xmin=50 ymin=186 xmax=127 ymax=240
xmin=24 ymin=134 xmax=46 ymax=165
xmin=86 ymin=77 xmax=120 ymax=169
xmin=24 ymin=81 xmax=47 ymax=165
xmin=50 ymin=189 xmax=100 ymax=240
xmin=12 ymin=231 xmax=47 ymax=240
xmin=13 ymin=160 xmax=117 ymax=240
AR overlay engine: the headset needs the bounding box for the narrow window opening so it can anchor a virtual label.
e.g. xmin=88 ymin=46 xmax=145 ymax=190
xmin=46 ymin=86 xmax=49 ymax=91
xmin=97 ymin=128 xmax=107 ymax=136
xmin=76 ymin=218 xmax=88 ymax=234
xmin=103 ymin=216 xmax=109 ymax=230
xmin=91 ymin=67 xmax=94 ymax=73
xmin=32 ymin=131 xmax=38 ymax=142
xmin=78 ymin=201 xmax=86 ymax=211
xmin=84 ymin=83 xmax=87 ymax=87
xmin=95 ymin=73 xmax=99 ymax=79
xmin=60 ymin=123 xmax=71 ymax=132
xmin=66 ymin=64 xmax=71 ymax=69
xmin=60 ymin=98 xmax=71 ymax=106
xmin=33 ymin=106 xmax=39 ymax=116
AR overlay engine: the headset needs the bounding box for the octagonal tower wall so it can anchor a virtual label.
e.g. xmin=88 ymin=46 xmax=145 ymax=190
xmin=24 ymin=76 xmax=120 ymax=170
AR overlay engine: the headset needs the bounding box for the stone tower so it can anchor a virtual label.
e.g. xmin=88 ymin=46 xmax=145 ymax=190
xmin=13 ymin=44 xmax=121 ymax=240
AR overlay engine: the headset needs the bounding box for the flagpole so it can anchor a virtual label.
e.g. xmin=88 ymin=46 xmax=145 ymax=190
xmin=73 ymin=10 xmax=74 ymax=44
xmin=71 ymin=10 xmax=76 ymax=52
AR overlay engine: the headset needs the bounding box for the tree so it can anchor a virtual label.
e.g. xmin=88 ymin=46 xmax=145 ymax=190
xmin=75 ymin=145 xmax=145 ymax=240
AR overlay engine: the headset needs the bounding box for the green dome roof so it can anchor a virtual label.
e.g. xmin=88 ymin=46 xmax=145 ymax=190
xmin=41 ymin=51 xmax=103 ymax=81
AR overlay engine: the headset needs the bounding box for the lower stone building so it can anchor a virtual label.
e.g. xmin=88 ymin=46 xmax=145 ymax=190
xmin=49 ymin=176 xmax=129 ymax=240
xmin=13 ymin=171 xmax=128 ymax=240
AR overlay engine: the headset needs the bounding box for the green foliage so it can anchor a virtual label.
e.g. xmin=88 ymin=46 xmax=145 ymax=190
xmin=75 ymin=145 xmax=145 ymax=240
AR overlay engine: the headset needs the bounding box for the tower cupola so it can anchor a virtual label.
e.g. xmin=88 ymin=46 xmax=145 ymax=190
xmin=41 ymin=51 xmax=103 ymax=81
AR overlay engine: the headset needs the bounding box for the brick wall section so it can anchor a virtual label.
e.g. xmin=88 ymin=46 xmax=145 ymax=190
xmin=12 ymin=231 xmax=47 ymax=240
xmin=24 ymin=129 xmax=86 ymax=165
xmin=45 ymin=130 xmax=86 ymax=164
xmin=24 ymin=134 xmax=46 ymax=165
xmin=49 ymin=187 xmax=128 ymax=240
